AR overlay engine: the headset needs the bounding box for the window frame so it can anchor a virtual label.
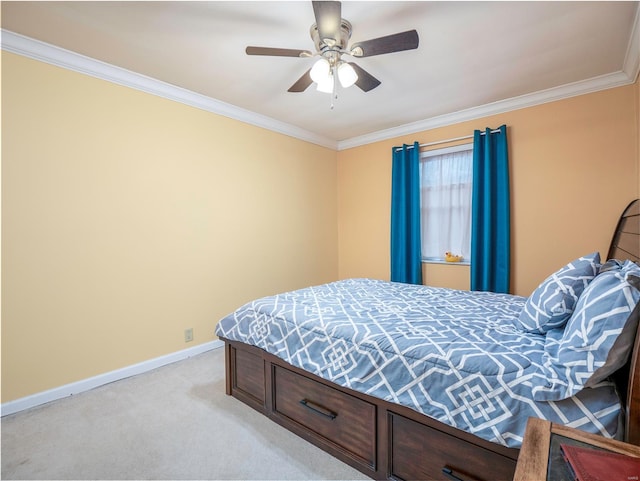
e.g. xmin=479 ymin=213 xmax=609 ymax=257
xmin=419 ymin=142 xmax=473 ymax=265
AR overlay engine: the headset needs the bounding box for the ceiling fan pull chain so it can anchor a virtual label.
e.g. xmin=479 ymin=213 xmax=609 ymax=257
xmin=330 ymin=64 xmax=337 ymax=110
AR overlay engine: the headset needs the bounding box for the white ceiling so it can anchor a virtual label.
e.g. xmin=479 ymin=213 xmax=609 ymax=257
xmin=2 ymin=1 xmax=639 ymax=150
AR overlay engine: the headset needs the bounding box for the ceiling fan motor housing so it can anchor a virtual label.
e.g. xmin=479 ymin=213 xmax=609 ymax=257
xmin=310 ymin=19 xmax=352 ymax=62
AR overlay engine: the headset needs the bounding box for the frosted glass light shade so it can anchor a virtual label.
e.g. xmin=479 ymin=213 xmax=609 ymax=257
xmin=316 ymin=75 xmax=334 ymax=93
xmin=310 ymin=58 xmax=331 ymax=83
xmin=338 ymin=62 xmax=358 ymax=88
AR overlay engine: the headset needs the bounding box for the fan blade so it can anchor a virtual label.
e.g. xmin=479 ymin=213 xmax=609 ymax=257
xmin=350 ymin=30 xmax=419 ymax=57
xmin=288 ymin=69 xmax=313 ymax=92
xmin=246 ymin=46 xmax=313 ymax=58
xmin=312 ymin=1 xmax=341 ymax=44
xmin=348 ymin=63 xmax=381 ymax=92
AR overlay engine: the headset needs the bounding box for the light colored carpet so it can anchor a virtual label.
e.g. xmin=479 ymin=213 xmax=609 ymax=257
xmin=1 ymin=347 xmax=370 ymax=480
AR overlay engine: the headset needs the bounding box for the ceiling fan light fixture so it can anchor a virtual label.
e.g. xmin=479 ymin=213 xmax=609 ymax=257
xmin=316 ymin=74 xmax=334 ymax=93
xmin=310 ymin=58 xmax=331 ymax=83
xmin=337 ymin=62 xmax=358 ymax=88
xmin=247 ymin=2 xmax=419 ymax=96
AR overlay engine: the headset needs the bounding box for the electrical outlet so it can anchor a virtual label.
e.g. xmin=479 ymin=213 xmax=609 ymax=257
xmin=184 ymin=328 xmax=193 ymax=343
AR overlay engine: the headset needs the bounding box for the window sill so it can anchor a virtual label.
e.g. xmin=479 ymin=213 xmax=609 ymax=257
xmin=422 ymin=259 xmax=471 ymax=266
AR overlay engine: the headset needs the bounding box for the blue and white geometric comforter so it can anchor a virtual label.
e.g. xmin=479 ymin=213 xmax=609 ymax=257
xmin=215 ymin=278 xmax=623 ymax=448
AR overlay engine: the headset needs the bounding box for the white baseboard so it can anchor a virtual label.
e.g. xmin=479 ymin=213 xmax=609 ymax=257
xmin=1 ymin=340 xmax=223 ymax=417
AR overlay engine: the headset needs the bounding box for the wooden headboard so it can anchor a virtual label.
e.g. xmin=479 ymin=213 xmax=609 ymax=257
xmin=608 ymin=199 xmax=640 ymax=444
xmin=608 ymin=199 xmax=640 ymax=264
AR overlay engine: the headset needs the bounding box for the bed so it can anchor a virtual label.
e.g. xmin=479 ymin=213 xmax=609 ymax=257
xmin=215 ymin=199 xmax=640 ymax=481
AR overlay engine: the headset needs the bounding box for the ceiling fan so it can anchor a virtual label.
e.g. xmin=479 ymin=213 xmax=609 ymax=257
xmin=245 ymin=1 xmax=419 ymax=97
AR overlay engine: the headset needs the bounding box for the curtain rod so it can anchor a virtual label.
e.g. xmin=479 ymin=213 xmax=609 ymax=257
xmin=393 ymin=128 xmax=502 ymax=151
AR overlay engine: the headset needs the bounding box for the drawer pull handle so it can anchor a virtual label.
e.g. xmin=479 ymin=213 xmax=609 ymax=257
xmin=442 ymin=466 xmax=478 ymax=481
xmin=299 ymin=399 xmax=337 ymax=420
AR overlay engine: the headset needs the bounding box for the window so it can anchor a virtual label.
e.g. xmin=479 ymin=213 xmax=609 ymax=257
xmin=420 ymin=144 xmax=473 ymax=263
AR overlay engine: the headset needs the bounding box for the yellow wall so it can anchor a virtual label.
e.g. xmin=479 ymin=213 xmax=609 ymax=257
xmin=338 ymin=82 xmax=640 ymax=296
xmin=637 ymin=76 xmax=640 ymax=187
xmin=3 ymin=49 xmax=639 ymax=404
xmin=1 ymin=52 xmax=339 ymax=402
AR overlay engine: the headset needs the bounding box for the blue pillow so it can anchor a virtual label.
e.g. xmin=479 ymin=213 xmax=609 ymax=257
xmin=532 ymin=260 xmax=640 ymax=401
xmin=514 ymin=252 xmax=600 ymax=334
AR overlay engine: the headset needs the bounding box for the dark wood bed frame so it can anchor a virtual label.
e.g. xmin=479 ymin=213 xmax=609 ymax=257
xmin=220 ymin=199 xmax=640 ymax=481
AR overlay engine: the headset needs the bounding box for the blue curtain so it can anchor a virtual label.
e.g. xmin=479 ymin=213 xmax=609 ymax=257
xmin=471 ymin=125 xmax=510 ymax=293
xmin=391 ymin=142 xmax=423 ymax=284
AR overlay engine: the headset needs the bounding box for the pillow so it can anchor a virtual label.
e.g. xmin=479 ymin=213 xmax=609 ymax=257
xmin=532 ymin=260 xmax=640 ymax=401
xmin=514 ymin=252 xmax=600 ymax=334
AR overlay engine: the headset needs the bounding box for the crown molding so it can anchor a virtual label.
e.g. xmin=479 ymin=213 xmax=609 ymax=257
xmin=1 ymin=29 xmax=339 ymax=151
xmin=3 ymin=9 xmax=639 ymax=154
xmin=337 ymin=70 xmax=634 ymax=150
xmin=338 ymin=4 xmax=640 ymax=151
xmin=623 ymin=1 xmax=640 ymax=83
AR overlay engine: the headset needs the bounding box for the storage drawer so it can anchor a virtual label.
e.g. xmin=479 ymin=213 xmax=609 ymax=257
xmin=389 ymin=412 xmax=516 ymax=481
xmin=273 ymin=365 xmax=376 ymax=467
